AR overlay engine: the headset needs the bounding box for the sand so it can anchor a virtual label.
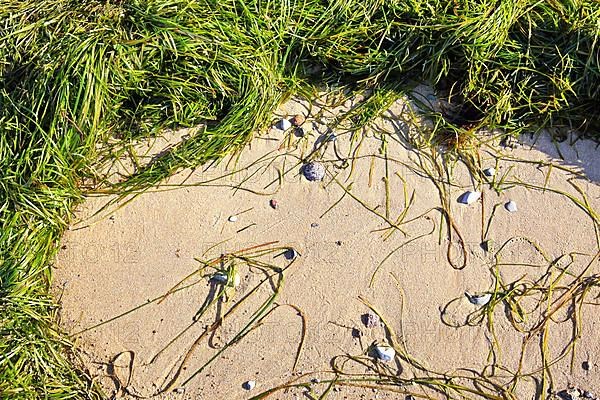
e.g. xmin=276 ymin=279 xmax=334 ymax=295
xmin=53 ymin=96 xmax=600 ymax=399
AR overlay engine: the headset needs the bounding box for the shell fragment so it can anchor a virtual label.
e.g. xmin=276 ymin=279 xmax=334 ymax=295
xmin=374 ymin=344 xmax=396 ymax=362
xmin=504 ymin=200 xmax=517 ymax=212
xmin=242 ymin=380 xmax=256 ymax=390
xmin=276 ymin=119 xmax=292 ymax=131
xmin=483 ymin=167 xmax=495 ymax=177
xmin=465 ymin=292 xmax=492 ymax=306
xmin=458 ymin=191 xmax=481 ymax=205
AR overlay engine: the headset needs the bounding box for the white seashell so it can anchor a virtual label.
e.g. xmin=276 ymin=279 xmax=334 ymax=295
xmin=374 ymin=344 xmax=396 ymax=362
xmin=458 ymin=191 xmax=481 ymax=205
xmin=228 ymin=215 xmax=238 ymax=222
xmin=276 ymin=119 xmax=292 ymax=131
xmin=504 ymin=200 xmax=517 ymax=212
xmin=242 ymin=380 xmax=256 ymax=390
xmin=483 ymin=167 xmax=495 ymax=177
xmin=465 ymin=292 xmax=492 ymax=306
xmin=302 ymin=162 xmax=326 ymax=181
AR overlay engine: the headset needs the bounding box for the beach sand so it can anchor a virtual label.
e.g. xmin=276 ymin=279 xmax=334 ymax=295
xmin=54 ymin=96 xmax=600 ymax=399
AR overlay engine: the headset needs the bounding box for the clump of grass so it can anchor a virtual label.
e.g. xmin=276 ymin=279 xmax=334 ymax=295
xmin=1 ymin=0 xmax=599 ymax=398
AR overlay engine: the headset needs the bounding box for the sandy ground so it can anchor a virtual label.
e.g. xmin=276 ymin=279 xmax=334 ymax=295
xmin=54 ymin=95 xmax=600 ymax=400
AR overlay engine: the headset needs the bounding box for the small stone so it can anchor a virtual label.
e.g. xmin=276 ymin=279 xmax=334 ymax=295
xmin=293 ymin=127 xmax=305 ymax=138
xmin=504 ymin=200 xmax=517 ymax=213
xmin=174 ymin=387 xmax=185 ymax=394
xmin=483 ymin=167 xmax=495 ymax=177
xmin=335 ymin=240 xmax=342 ymax=246
xmin=212 ymin=273 xmax=228 ymax=283
xmin=302 ymin=162 xmax=326 ymax=181
xmin=228 ymin=215 xmax=238 ymax=222
xmin=284 ymin=248 xmax=298 ymax=260
xmin=362 ymin=312 xmax=381 ymax=328
xmin=212 ymin=272 xmax=240 ymax=287
xmin=311 ymin=378 xmax=320 ymax=384
xmin=291 ymin=114 xmax=305 ymax=126
xmin=374 ymin=343 xmax=396 ymax=362
xmin=457 ymin=191 xmax=481 ymax=205
xmin=242 ymin=380 xmax=256 ymax=391
xmin=582 ymin=361 xmax=591 ymax=371
xmin=276 ymin=119 xmax=292 ymax=131
xmin=269 ymin=199 xmax=278 ymax=209
xmin=310 ymin=222 xmax=319 ymax=228
xmin=480 ymin=239 xmax=494 ymax=253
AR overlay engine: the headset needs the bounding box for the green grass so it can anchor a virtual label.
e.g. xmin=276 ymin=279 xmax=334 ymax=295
xmin=0 ymin=0 xmax=599 ymax=398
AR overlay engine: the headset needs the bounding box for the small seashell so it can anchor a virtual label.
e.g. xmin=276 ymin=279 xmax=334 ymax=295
xmin=269 ymin=199 xmax=278 ymax=209
xmin=504 ymin=200 xmax=517 ymax=213
xmin=326 ymin=133 xmax=337 ymax=142
xmin=483 ymin=167 xmax=495 ymax=177
xmin=291 ymin=114 xmax=305 ymax=126
xmin=284 ymin=248 xmax=298 ymax=260
xmin=302 ymin=162 xmax=326 ymax=181
xmin=465 ymin=292 xmax=492 ymax=306
xmin=276 ymin=118 xmax=292 ymax=131
xmin=174 ymin=387 xmax=185 ymax=394
xmin=228 ymin=215 xmax=238 ymax=222
xmin=457 ymin=191 xmax=481 ymax=205
xmin=242 ymin=380 xmax=256 ymax=390
xmin=374 ymin=343 xmax=396 ymax=362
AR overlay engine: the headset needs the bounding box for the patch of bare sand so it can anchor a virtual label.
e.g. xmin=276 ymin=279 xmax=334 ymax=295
xmin=54 ymin=97 xmax=600 ymax=399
